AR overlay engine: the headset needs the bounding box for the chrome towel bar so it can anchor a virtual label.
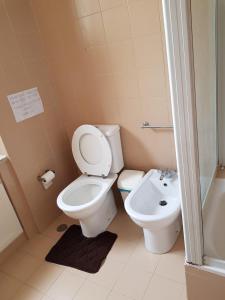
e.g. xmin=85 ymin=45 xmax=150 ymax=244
xmin=141 ymin=121 xmax=173 ymax=129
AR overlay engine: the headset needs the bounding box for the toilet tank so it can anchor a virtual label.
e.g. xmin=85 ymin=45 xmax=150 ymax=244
xmin=95 ymin=125 xmax=124 ymax=174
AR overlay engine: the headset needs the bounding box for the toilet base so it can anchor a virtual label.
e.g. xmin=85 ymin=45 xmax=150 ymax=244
xmin=143 ymin=216 xmax=181 ymax=254
xmin=80 ymin=189 xmax=117 ymax=237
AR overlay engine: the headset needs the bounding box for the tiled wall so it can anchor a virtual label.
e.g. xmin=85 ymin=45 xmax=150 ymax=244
xmin=0 ymin=0 xmax=77 ymax=231
xmin=33 ymin=0 xmax=176 ymax=171
xmin=0 ymin=0 xmax=176 ymax=233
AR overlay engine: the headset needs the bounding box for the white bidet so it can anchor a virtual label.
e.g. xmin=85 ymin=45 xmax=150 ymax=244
xmin=125 ymin=169 xmax=181 ymax=254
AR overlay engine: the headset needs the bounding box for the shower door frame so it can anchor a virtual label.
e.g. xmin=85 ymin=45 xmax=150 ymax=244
xmin=162 ymin=0 xmax=203 ymax=265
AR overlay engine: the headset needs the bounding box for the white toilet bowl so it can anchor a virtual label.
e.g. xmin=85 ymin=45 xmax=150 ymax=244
xmin=57 ymin=124 xmax=124 ymax=237
xmin=125 ymin=169 xmax=181 ymax=254
xmin=57 ymin=174 xmax=117 ymax=237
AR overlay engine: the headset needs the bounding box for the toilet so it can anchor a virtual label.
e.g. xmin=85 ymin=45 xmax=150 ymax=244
xmin=124 ymin=169 xmax=181 ymax=253
xmin=57 ymin=124 xmax=124 ymax=237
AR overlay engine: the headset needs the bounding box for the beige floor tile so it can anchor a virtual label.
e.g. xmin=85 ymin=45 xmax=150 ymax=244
xmin=46 ymin=270 xmax=85 ymax=300
xmin=113 ymin=265 xmax=152 ymax=300
xmin=88 ymin=258 xmax=125 ymax=289
xmin=20 ymin=234 xmax=56 ymax=260
xmin=108 ymin=210 xmax=142 ymax=242
xmin=41 ymin=296 xmax=54 ymax=300
xmin=0 ymin=210 xmax=186 ymax=300
xmin=126 ymin=239 xmax=161 ymax=273
xmin=65 ymin=265 xmax=89 ymax=279
xmin=155 ymin=251 xmax=185 ymax=284
xmin=27 ymin=261 xmax=64 ymax=293
xmin=42 ymin=214 xmax=77 ymax=240
xmin=0 ymin=271 xmax=22 ymax=300
xmin=181 ymin=286 xmax=188 ymax=300
xmin=74 ymin=280 xmax=110 ymax=300
xmin=107 ymin=290 xmax=134 ymax=300
xmin=11 ymin=284 xmax=44 ymax=300
xmin=155 ymin=233 xmax=185 ymax=284
xmin=142 ymin=274 xmax=184 ymax=300
xmin=0 ymin=251 xmax=41 ymax=282
xmin=171 ymin=233 xmax=185 ymax=254
xmin=107 ymin=237 xmax=137 ymax=264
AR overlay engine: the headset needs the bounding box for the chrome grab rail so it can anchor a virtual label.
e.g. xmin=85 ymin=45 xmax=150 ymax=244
xmin=141 ymin=121 xmax=173 ymax=129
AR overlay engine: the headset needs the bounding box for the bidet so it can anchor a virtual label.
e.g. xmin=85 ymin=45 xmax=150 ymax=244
xmin=124 ymin=169 xmax=181 ymax=253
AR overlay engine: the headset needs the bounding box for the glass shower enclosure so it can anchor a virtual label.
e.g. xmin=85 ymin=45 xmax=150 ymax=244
xmin=162 ymin=0 xmax=225 ymax=273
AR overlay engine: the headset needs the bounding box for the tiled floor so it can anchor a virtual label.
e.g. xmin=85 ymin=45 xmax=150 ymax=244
xmin=0 ymin=209 xmax=187 ymax=300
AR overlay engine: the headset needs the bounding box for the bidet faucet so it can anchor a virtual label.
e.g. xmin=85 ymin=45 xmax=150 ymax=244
xmin=159 ymin=170 xmax=167 ymax=180
xmin=159 ymin=169 xmax=176 ymax=180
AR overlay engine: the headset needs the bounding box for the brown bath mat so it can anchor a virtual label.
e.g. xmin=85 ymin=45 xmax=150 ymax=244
xmin=45 ymin=225 xmax=117 ymax=273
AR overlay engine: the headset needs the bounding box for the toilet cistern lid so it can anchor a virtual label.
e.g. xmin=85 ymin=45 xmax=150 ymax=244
xmin=72 ymin=124 xmax=112 ymax=177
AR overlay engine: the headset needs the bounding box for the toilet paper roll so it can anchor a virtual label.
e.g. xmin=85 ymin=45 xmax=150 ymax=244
xmin=41 ymin=170 xmax=55 ymax=183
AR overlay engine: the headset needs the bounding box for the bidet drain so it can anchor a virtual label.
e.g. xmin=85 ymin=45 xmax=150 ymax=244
xmin=56 ymin=224 xmax=68 ymax=232
xmin=159 ymin=200 xmax=167 ymax=206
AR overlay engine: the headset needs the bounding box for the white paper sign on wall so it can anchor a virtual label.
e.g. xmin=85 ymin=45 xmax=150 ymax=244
xmin=7 ymin=87 xmax=44 ymax=123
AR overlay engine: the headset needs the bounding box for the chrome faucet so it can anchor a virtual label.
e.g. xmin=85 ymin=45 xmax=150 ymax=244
xmin=159 ymin=169 xmax=176 ymax=180
xmin=159 ymin=170 xmax=167 ymax=180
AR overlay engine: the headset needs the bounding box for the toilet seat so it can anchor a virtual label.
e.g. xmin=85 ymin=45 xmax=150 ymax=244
xmin=72 ymin=125 xmax=112 ymax=177
xmin=57 ymin=174 xmax=117 ymax=213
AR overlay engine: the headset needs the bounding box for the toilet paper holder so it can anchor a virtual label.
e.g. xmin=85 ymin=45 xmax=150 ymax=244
xmin=37 ymin=170 xmax=56 ymax=183
xmin=37 ymin=170 xmax=56 ymax=190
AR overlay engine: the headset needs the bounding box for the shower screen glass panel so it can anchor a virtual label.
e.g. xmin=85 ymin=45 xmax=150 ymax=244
xmin=191 ymin=0 xmax=225 ymax=269
xmin=191 ymin=0 xmax=217 ymax=204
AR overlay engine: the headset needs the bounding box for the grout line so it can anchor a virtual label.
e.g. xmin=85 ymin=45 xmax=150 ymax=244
xmin=139 ymin=272 xmax=154 ymax=300
xmin=71 ymin=277 xmax=88 ymax=300
xmin=153 ymin=271 xmax=186 ymax=286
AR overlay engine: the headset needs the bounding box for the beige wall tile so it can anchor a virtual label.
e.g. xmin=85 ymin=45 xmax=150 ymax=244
xmin=85 ymin=45 xmax=112 ymax=74
xmin=102 ymin=5 xmax=131 ymax=42
xmin=114 ymin=72 xmax=139 ymax=99
xmin=0 ymin=58 xmax=30 ymax=92
xmin=0 ymin=0 xmax=75 ymax=233
xmin=128 ymin=0 xmax=161 ymax=37
xmin=31 ymin=0 xmax=176 ymax=175
xmin=16 ymin=33 xmax=45 ymax=60
xmin=80 ymin=13 xmax=105 ymax=46
xmin=108 ymin=40 xmax=135 ymax=73
xmin=138 ymin=67 xmax=167 ymax=99
xmin=0 ymin=2 xmax=20 ymax=60
xmin=5 ymin=0 xmax=38 ymax=33
xmin=140 ymin=98 xmax=171 ymax=124
xmin=74 ymin=0 xmax=100 ymax=18
xmin=99 ymin=0 xmax=125 ymax=11
xmin=133 ymin=35 xmax=165 ymax=68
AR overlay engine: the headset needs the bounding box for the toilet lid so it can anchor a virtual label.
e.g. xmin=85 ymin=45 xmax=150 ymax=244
xmin=72 ymin=125 xmax=112 ymax=177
